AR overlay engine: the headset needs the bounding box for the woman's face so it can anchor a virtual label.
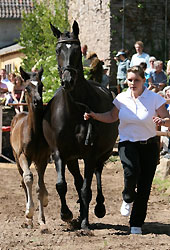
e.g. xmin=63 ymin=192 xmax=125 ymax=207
xmin=127 ymin=72 xmax=145 ymax=97
xmin=166 ymin=89 xmax=170 ymax=98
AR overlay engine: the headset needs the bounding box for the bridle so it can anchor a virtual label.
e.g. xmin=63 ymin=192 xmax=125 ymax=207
xmin=57 ymin=38 xmax=80 ymax=75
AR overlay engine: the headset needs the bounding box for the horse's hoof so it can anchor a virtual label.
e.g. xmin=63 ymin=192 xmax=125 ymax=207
xmin=81 ymin=221 xmax=90 ymax=230
xmin=61 ymin=210 xmax=73 ymax=222
xmin=25 ymin=207 xmax=34 ymax=219
xmin=94 ymin=203 xmax=106 ymax=218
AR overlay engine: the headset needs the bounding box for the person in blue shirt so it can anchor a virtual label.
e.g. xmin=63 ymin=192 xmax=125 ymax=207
xmin=114 ymin=49 xmax=130 ymax=93
xmin=130 ymin=41 xmax=150 ymax=68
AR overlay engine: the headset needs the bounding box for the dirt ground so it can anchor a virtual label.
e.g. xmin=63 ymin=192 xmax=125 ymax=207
xmin=0 ymin=157 xmax=170 ymax=250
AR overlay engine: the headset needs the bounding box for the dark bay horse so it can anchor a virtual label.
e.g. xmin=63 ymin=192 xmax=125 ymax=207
xmin=43 ymin=21 xmax=118 ymax=229
xmin=10 ymin=67 xmax=50 ymax=229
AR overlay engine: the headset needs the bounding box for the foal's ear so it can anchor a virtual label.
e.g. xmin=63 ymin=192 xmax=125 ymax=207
xmin=50 ymin=22 xmax=61 ymax=39
xmin=20 ymin=67 xmax=30 ymax=81
xmin=72 ymin=20 xmax=79 ymax=38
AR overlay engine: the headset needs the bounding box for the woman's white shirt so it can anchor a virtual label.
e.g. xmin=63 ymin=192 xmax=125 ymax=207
xmin=113 ymin=87 xmax=166 ymax=142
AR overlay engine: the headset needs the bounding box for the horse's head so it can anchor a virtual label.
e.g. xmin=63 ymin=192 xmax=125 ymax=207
xmin=50 ymin=21 xmax=83 ymax=91
xmin=20 ymin=66 xmax=44 ymax=107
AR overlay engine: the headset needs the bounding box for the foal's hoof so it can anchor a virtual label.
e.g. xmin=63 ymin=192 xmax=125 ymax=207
xmin=61 ymin=210 xmax=73 ymax=222
xmin=94 ymin=203 xmax=106 ymax=218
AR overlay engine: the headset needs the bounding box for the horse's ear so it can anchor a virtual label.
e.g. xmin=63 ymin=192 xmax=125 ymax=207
xmin=50 ymin=22 xmax=61 ymax=39
xmin=20 ymin=67 xmax=30 ymax=81
xmin=38 ymin=65 xmax=44 ymax=81
xmin=72 ymin=20 xmax=79 ymax=38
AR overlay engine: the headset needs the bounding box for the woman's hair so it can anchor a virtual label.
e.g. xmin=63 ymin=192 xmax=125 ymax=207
xmin=127 ymin=65 xmax=145 ymax=79
xmin=14 ymin=75 xmax=23 ymax=85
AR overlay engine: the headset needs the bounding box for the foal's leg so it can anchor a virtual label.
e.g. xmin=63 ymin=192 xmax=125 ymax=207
xmin=19 ymin=153 xmax=34 ymax=227
xmin=36 ymin=161 xmax=48 ymax=226
xmin=67 ymin=159 xmax=84 ymax=219
xmin=94 ymin=163 xmax=106 ymax=218
xmin=53 ymin=151 xmax=73 ymax=222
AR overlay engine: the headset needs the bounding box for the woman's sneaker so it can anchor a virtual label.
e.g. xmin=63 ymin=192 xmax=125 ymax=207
xmin=120 ymin=200 xmax=132 ymax=216
xmin=130 ymin=227 xmax=142 ymax=234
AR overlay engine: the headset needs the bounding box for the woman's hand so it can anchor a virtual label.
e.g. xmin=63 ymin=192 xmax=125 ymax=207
xmin=84 ymin=112 xmax=96 ymax=120
xmin=153 ymin=116 xmax=165 ymax=126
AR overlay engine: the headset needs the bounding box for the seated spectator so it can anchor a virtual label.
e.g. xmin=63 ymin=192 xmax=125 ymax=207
xmin=145 ymin=56 xmax=156 ymax=74
xmin=101 ymin=65 xmax=109 ymax=88
xmin=149 ymin=60 xmax=167 ymax=92
xmin=139 ymin=62 xmax=152 ymax=88
xmin=11 ymin=76 xmax=25 ymax=114
xmin=0 ymin=69 xmax=13 ymax=104
xmin=86 ymin=52 xmax=103 ymax=84
xmin=130 ymin=41 xmax=150 ymax=68
xmin=114 ymin=49 xmax=130 ymax=93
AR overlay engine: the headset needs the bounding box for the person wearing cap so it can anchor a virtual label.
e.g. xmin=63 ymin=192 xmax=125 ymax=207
xmin=130 ymin=41 xmax=150 ymax=68
xmin=101 ymin=65 xmax=109 ymax=88
xmin=114 ymin=49 xmax=130 ymax=93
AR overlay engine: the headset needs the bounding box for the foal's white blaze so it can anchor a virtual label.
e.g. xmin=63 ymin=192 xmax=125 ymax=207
xmin=31 ymin=81 xmax=38 ymax=86
xmin=66 ymin=44 xmax=71 ymax=49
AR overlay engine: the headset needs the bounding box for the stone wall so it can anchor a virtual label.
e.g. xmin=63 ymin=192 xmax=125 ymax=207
xmin=68 ymin=0 xmax=170 ymax=86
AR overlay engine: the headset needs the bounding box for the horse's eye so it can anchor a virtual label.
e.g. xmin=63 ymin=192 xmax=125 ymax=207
xmin=56 ymin=48 xmax=60 ymax=55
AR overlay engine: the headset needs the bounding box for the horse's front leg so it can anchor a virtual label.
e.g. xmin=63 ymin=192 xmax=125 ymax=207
xmin=80 ymin=158 xmax=94 ymax=230
xmin=19 ymin=154 xmax=34 ymax=228
xmin=53 ymin=151 xmax=73 ymax=222
xmin=36 ymin=161 xmax=48 ymax=227
xmin=67 ymin=159 xmax=84 ymax=220
xmin=94 ymin=164 xmax=106 ymax=218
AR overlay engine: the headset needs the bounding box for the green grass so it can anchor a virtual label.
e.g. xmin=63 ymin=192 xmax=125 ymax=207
xmin=108 ymin=155 xmax=120 ymax=163
xmin=153 ymin=176 xmax=170 ymax=193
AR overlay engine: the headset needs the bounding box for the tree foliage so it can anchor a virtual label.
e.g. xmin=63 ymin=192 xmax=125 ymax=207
xmin=19 ymin=0 xmax=69 ymax=102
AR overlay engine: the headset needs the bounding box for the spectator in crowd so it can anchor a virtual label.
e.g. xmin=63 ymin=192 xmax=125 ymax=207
xmin=81 ymin=44 xmax=90 ymax=67
xmin=159 ymin=86 xmax=170 ymax=157
xmin=101 ymin=65 xmax=109 ymax=88
xmin=0 ymin=75 xmax=8 ymax=105
xmin=9 ymin=72 xmax=16 ymax=85
xmin=145 ymin=56 xmax=156 ymax=74
xmin=11 ymin=75 xmax=25 ymax=114
xmin=84 ymin=65 xmax=170 ymax=235
xmin=86 ymin=52 xmax=103 ymax=84
xmin=130 ymin=41 xmax=150 ymax=68
xmin=139 ymin=62 xmax=152 ymax=88
xmin=0 ymin=69 xmax=13 ymax=104
xmin=166 ymin=58 xmax=170 ymax=85
xmin=149 ymin=60 xmax=167 ymax=92
xmin=114 ymin=49 xmax=130 ymax=93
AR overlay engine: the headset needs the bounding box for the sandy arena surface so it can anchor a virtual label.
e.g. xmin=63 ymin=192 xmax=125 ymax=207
xmin=0 ymin=159 xmax=170 ymax=250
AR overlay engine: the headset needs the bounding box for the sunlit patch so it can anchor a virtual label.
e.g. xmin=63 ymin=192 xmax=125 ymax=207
xmin=31 ymin=81 xmax=38 ymax=86
xmin=66 ymin=44 xmax=71 ymax=49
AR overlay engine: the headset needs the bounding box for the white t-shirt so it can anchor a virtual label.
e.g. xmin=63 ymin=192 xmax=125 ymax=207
xmin=130 ymin=52 xmax=150 ymax=68
xmin=1 ymin=78 xmax=13 ymax=92
xmin=113 ymin=87 xmax=166 ymax=142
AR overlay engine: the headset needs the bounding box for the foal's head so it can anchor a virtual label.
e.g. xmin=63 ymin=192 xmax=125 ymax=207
xmin=20 ymin=66 xmax=44 ymax=108
xmin=50 ymin=21 xmax=83 ymax=91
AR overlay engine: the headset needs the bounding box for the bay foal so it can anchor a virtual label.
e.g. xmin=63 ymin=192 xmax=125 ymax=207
xmin=10 ymin=67 xmax=50 ymax=228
